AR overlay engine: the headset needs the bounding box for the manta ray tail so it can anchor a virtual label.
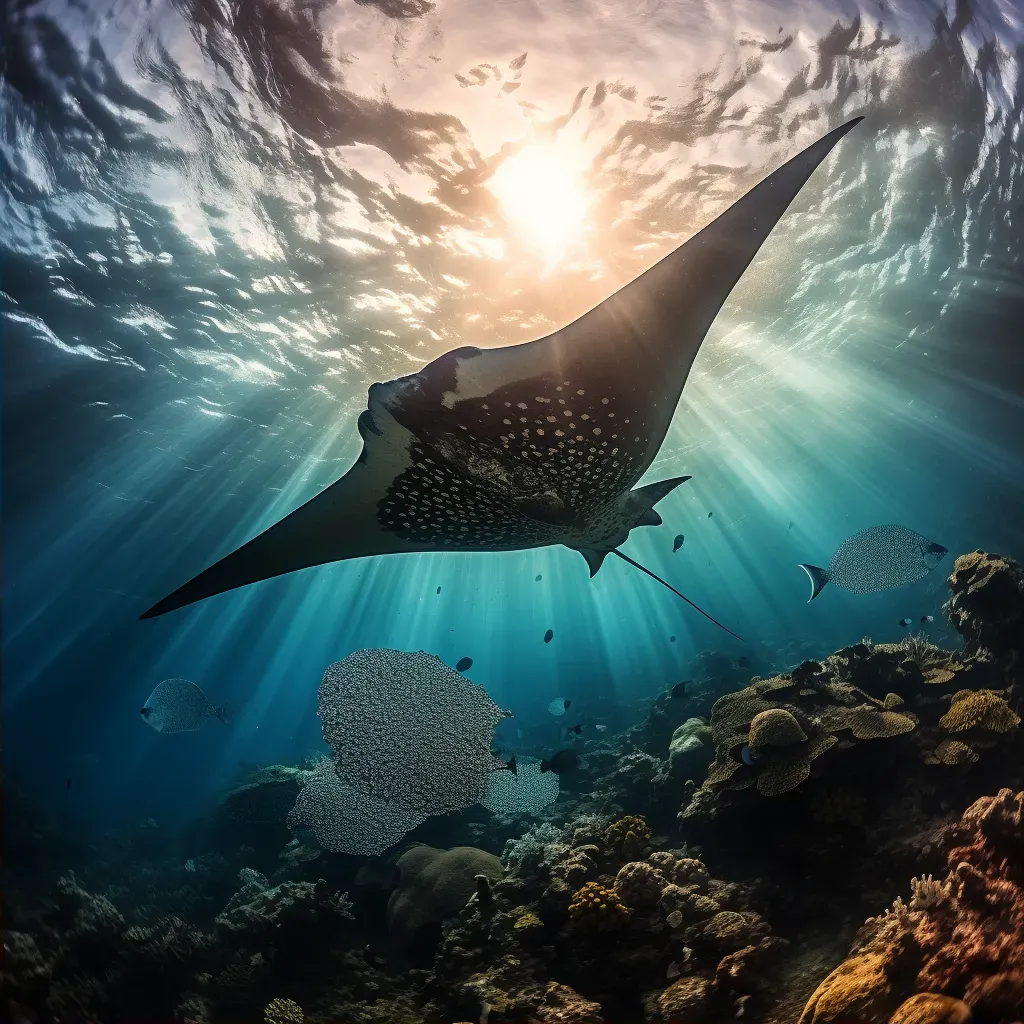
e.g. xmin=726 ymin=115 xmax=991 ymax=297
xmin=610 ymin=549 xmax=745 ymax=642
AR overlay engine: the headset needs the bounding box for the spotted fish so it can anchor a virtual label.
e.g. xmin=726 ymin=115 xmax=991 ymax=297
xmin=798 ymin=525 xmax=947 ymax=602
xmin=140 ymin=120 xmax=864 ymax=637
xmin=140 ymin=678 xmax=227 ymax=734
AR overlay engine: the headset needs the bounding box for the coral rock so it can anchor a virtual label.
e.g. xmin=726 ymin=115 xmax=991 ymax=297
xmin=888 ymin=993 xmax=972 ymax=1024
xmin=798 ymin=950 xmax=893 ymax=1024
xmin=748 ymin=708 xmax=807 ymax=751
xmin=567 ymin=882 xmax=631 ymax=930
xmin=946 ymin=551 xmax=1024 ymax=653
xmin=655 ymin=975 xmax=711 ymax=1022
xmin=264 ymin=996 xmax=305 ymax=1024
xmin=614 ymin=861 xmax=668 ymax=909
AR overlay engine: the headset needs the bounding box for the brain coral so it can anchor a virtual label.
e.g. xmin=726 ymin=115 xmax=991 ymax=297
xmin=939 ymin=690 xmax=1020 ymax=733
xmin=613 ymin=861 xmax=667 ymax=909
xmin=386 ymin=845 xmax=503 ymax=940
xmin=748 ymin=708 xmax=807 ymax=750
xmin=482 ymin=757 xmax=558 ymax=816
xmin=287 ymin=756 xmax=426 ymax=856
xmin=319 ymin=649 xmax=510 ymax=817
xmin=798 ymin=950 xmax=893 ymax=1023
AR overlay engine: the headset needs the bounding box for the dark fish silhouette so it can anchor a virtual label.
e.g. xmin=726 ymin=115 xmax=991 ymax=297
xmin=670 ymin=681 xmax=689 ymax=699
xmin=66 ymin=778 xmax=72 ymax=790
xmin=899 ymin=617 xmax=913 ymax=628
xmin=669 ymin=635 xmax=676 ymax=642
xmin=707 ymin=512 xmax=714 ymax=519
xmin=140 ymin=120 xmax=863 ymax=640
xmin=798 ymin=525 xmax=947 ymax=602
xmin=535 ymin=574 xmax=542 ymax=582
xmin=456 ymin=656 xmax=473 ymax=672
xmin=672 ymin=534 xmax=685 ymax=552
xmin=540 ymin=749 xmax=579 ymax=775
xmin=436 ymin=585 xmax=441 ymax=594
xmin=543 ymin=628 xmax=554 ymax=643
xmin=501 ymin=756 xmax=517 ymax=776
xmin=921 ymin=614 xmax=934 ymax=623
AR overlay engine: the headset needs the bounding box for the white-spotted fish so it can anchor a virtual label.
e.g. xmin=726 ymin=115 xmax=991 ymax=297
xmin=547 ymin=698 xmax=570 ymax=716
xmin=798 ymin=525 xmax=947 ymax=602
xmin=140 ymin=678 xmax=227 ymax=734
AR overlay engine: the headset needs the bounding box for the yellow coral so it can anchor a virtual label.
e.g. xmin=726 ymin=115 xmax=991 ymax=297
xmin=820 ymin=706 xmax=917 ymax=739
xmin=605 ymin=814 xmax=651 ymax=852
xmin=756 ymin=733 xmax=837 ymax=797
xmin=883 ymin=693 xmax=905 ymax=709
xmin=567 ymin=881 xmax=630 ymax=929
xmin=933 ymin=738 xmax=979 ymax=765
xmin=798 ymin=950 xmax=892 ymax=1023
xmin=265 ymin=997 xmax=304 ymax=1024
xmin=888 ymin=993 xmax=972 ymax=1024
xmin=939 ymin=690 xmax=1020 ymax=733
xmin=511 ymin=909 xmax=544 ymax=931
xmin=748 ymin=708 xmax=807 ymax=750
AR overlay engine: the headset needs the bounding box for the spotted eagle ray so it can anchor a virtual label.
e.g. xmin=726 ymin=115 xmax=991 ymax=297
xmin=141 ymin=117 xmax=863 ymax=632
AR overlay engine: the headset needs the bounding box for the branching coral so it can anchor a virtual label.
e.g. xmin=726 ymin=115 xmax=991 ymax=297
xmin=264 ymin=996 xmax=304 ymax=1024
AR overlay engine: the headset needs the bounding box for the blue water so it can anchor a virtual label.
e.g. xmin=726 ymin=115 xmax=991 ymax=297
xmin=4 ymin=0 xmax=1024 ymax=834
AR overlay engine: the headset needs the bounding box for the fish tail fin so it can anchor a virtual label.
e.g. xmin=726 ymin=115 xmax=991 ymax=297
xmin=214 ymin=704 xmax=229 ymax=724
xmin=798 ymin=564 xmax=830 ymax=602
xmin=610 ymin=549 xmax=746 ymax=642
xmin=539 ymin=759 xmax=552 ymax=773
xmin=214 ymin=699 xmax=247 ymax=724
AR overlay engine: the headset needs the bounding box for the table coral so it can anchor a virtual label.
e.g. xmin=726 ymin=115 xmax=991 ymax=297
xmin=938 ymin=689 xmax=1020 ymax=733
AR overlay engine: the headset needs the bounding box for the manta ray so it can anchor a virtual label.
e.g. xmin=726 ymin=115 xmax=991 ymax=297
xmin=141 ymin=117 xmax=863 ymax=634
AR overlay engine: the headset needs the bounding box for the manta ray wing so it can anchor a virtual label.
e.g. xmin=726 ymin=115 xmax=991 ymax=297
xmin=141 ymin=116 xmax=862 ymax=619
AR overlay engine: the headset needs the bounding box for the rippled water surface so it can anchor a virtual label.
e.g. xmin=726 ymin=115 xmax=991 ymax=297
xmin=3 ymin=0 xmax=1024 ymax=822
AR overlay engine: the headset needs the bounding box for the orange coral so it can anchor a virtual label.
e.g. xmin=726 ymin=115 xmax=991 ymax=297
xmin=567 ymin=882 xmax=630 ymax=929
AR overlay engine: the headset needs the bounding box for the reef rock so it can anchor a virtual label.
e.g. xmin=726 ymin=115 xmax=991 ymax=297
xmin=800 ymin=788 xmax=1024 ymax=1023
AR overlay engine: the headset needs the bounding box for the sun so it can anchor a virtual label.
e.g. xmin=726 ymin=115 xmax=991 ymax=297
xmin=488 ymin=140 xmax=591 ymax=266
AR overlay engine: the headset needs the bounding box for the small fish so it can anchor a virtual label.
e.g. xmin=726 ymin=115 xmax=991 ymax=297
xmin=788 ymin=520 xmax=794 ymax=531
xmin=564 ymin=724 xmax=582 ymax=736
xmin=456 ymin=656 xmax=473 ymax=672
xmin=184 ymin=858 xmax=196 ymax=873
xmin=669 ymin=682 xmax=689 ymax=699
xmin=666 ymin=961 xmax=681 ymax=980
xmin=798 ymin=525 xmax=947 ymax=602
xmin=543 ymin=628 xmax=554 ymax=643
xmin=65 ymin=778 xmax=72 ymax=791
xmin=740 ymin=744 xmax=756 ymax=765
xmin=672 ymin=534 xmax=685 ymax=552
xmin=540 ymin=749 xmax=579 ymax=774
xmin=899 ymin=617 xmax=913 ymax=628
xmin=707 ymin=512 xmax=713 ymax=518
xmin=595 ymin=724 xmax=608 ymax=733
xmin=547 ymin=698 xmax=571 ymax=716
xmin=140 ymin=678 xmax=229 ymax=734
xmin=737 ymin=656 xmax=751 ymax=668
xmin=436 ymin=586 xmax=441 ymax=594
xmin=921 ymin=614 xmax=934 ymax=623
xmin=669 ymin=635 xmax=676 ymax=643
xmin=535 ymin=574 xmax=542 ymax=582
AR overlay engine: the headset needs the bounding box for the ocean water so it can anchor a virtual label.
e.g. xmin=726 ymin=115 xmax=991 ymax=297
xmin=2 ymin=2 xmax=1024 ymax=1012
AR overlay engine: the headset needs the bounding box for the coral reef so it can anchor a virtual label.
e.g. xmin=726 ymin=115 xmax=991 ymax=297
xmin=5 ymin=553 xmax=1022 ymax=1024
xmin=800 ymin=788 xmax=1024 ymax=1023
xmin=387 ymin=845 xmax=504 ymax=944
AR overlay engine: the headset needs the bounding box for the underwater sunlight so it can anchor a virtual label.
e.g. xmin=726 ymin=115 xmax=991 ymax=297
xmin=3 ymin=0 xmax=1024 ymax=1021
